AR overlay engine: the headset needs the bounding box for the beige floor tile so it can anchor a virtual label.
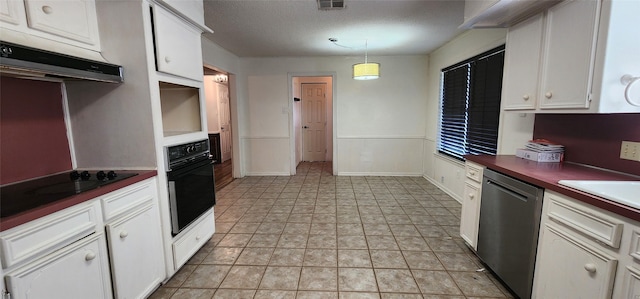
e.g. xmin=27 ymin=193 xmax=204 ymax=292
xmin=389 ymin=225 xmax=421 ymax=237
xmin=201 ymin=247 xmax=243 ymax=265
xmin=339 ymin=292 xmax=380 ymax=299
xmin=299 ymin=267 xmax=338 ymax=291
xmin=246 ymin=234 xmax=280 ymax=247
xmin=254 ymin=290 xmax=297 ymax=299
xmin=163 ymin=264 xmax=196 ymax=287
xmin=403 ymin=251 xmax=444 ymax=270
xmin=366 ymin=236 xmax=400 ymax=250
xmin=338 ymin=268 xmax=378 ymax=292
xmin=228 ymin=222 xmax=261 ymax=234
xmin=213 ymin=289 xmax=256 ymax=299
xmin=278 ymin=234 xmax=309 ymax=248
xmin=370 ymin=250 xmax=408 ymax=269
xmin=338 ymin=249 xmax=372 ymax=268
xmin=448 ymin=272 xmax=505 ymax=297
xmin=304 ymin=249 xmax=338 ymax=267
xmin=435 ymin=252 xmax=479 ymax=271
xmin=235 ymin=247 xmax=274 ymax=265
xmin=170 ymin=288 xmax=215 ymax=299
xmin=411 ymin=270 xmax=462 ymax=295
xmin=182 ymin=265 xmax=230 ymax=288
xmin=284 ymin=223 xmax=312 ymax=234
xmin=424 ymin=238 xmax=464 ymax=253
xmin=217 ymin=234 xmax=253 ymax=247
xmin=270 ymin=248 xmax=306 ymax=266
xmin=308 ymin=235 xmax=338 ymax=249
xmin=374 ymin=269 xmax=420 ymax=293
xmin=148 ymin=287 xmax=176 ymax=299
xmin=337 ymin=223 xmax=365 ymax=235
xmin=259 ymin=266 xmax=302 ymax=290
xmin=363 ymin=224 xmax=393 ymax=236
xmin=337 ymin=235 xmax=368 ymax=249
xmin=296 ymin=291 xmax=339 ymax=299
xmin=219 ymin=265 xmax=266 ymax=289
xmin=380 ymin=293 xmax=425 ymax=299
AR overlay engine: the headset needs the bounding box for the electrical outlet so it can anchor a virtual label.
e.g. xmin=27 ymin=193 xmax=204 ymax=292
xmin=620 ymin=141 xmax=640 ymax=162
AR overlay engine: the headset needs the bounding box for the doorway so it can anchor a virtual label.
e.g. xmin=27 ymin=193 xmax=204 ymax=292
xmin=291 ymin=75 xmax=334 ymax=173
xmin=203 ymin=67 xmax=234 ymax=191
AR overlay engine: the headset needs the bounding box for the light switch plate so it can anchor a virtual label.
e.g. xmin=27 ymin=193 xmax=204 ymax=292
xmin=620 ymin=141 xmax=640 ymax=162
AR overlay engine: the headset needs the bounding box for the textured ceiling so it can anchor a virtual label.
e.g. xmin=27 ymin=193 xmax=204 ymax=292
xmin=202 ymin=0 xmax=466 ymax=57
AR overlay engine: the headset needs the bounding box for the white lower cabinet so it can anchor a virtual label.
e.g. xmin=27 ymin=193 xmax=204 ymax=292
xmin=5 ymin=233 xmax=112 ymax=299
xmin=1 ymin=178 xmax=166 ymax=299
xmin=534 ymin=224 xmax=617 ymax=298
xmin=460 ymin=161 xmax=484 ymax=250
xmin=533 ymin=190 xmax=640 ymax=298
xmin=106 ymin=203 xmax=164 ymax=299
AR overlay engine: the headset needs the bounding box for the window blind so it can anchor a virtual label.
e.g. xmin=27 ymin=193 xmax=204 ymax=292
xmin=438 ymin=45 xmax=505 ymax=160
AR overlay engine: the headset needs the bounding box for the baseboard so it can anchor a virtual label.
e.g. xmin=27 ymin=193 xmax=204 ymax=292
xmin=423 ymin=175 xmax=463 ymax=204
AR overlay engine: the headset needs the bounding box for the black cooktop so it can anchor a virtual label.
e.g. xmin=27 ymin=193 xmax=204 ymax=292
xmin=0 ymin=171 xmax=137 ymax=218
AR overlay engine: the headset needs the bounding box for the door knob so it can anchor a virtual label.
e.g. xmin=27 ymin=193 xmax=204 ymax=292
xmin=303 ymin=126 xmax=309 ymax=129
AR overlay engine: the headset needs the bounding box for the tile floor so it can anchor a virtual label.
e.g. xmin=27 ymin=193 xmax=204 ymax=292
xmin=150 ymin=162 xmax=514 ymax=299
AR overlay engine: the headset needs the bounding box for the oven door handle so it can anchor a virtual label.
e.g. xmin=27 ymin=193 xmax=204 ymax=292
xmin=167 ymin=181 xmax=180 ymax=234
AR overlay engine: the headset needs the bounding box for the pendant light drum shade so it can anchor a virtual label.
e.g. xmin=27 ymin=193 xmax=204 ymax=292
xmin=353 ymin=62 xmax=380 ymax=80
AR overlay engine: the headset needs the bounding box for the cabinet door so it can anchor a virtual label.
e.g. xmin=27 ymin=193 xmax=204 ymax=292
xmin=23 ymin=0 xmax=100 ymax=46
xmin=622 ymin=266 xmax=640 ymax=299
xmin=539 ymin=0 xmax=599 ymax=109
xmin=5 ymin=234 xmax=112 ymax=299
xmin=460 ymin=182 xmax=481 ymax=250
xmin=0 ymin=0 xmax=24 ymax=25
xmin=106 ymin=203 xmax=165 ymax=299
xmin=534 ymin=224 xmax=617 ymax=298
xmin=502 ymin=13 xmax=543 ymax=110
xmin=152 ymin=5 xmax=203 ymax=81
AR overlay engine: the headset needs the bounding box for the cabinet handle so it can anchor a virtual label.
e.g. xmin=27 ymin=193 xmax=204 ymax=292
xmin=120 ymin=230 xmax=129 ymax=239
xmin=196 ymin=235 xmax=201 ymax=241
xmin=523 ymin=94 xmax=530 ymax=101
xmin=469 ymin=171 xmax=476 ymax=176
xmin=545 ymin=92 xmax=553 ymax=99
xmin=41 ymin=6 xmax=53 ymax=14
xmin=468 ymin=193 xmax=475 ymax=199
xmin=164 ymin=56 xmax=171 ymax=63
xmin=85 ymin=251 xmax=96 ymax=261
xmin=584 ymin=263 xmax=597 ymax=273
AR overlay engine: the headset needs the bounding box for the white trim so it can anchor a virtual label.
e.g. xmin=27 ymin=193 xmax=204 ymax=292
xmin=242 ymin=136 xmax=290 ymax=140
xmin=337 ymin=135 xmax=426 ymax=140
xmin=244 ymin=172 xmax=291 ymax=176
xmin=423 ymin=175 xmax=463 ymax=204
xmin=338 ymin=172 xmax=423 ymax=177
xmin=60 ymin=82 xmax=77 ymax=169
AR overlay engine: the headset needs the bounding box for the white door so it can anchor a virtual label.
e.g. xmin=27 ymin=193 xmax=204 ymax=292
xmin=302 ymin=83 xmax=327 ymax=162
xmin=218 ymin=83 xmax=232 ymax=162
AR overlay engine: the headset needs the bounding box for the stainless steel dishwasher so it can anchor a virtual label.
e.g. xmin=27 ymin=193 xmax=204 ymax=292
xmin=477 ymin=168 xmax=544 ymax=299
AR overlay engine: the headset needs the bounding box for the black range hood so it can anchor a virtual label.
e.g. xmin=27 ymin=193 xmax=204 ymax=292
xmin=0 ymin=41 xmax=123 ymax=83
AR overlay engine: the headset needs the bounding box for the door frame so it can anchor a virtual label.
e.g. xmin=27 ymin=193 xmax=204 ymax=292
xmin=288 ymin=72 xmax=337 ymax=175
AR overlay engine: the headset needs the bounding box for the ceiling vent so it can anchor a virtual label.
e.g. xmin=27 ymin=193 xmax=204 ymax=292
xmin=318 ymin=0 xmax=345 ymax=10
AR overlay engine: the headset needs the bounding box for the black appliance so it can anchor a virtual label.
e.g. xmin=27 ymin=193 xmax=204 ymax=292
xmin=0 ymin=170 xmax=137 ymax=218
xmin=0 ymin=41 xmax=123 ymax=83
xmin=165 ymin=139 xmax=216 ymax=236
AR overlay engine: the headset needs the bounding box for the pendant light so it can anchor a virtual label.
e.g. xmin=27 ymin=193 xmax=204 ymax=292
xmin=353 ymin=40 xmax=379 ymax=80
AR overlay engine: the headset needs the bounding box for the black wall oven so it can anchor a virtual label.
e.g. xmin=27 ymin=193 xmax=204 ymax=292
xmin=166 ymin=139 xmax=216 ymax=236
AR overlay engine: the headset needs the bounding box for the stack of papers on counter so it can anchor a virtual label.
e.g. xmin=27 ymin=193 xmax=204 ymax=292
xmin=516 ymin=139 xmax=565 ymax=162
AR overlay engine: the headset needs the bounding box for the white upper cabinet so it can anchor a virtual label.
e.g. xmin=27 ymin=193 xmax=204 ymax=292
xmin=0 ymin=0 xmax=101 ymax=51
xmin=460 ymin=0 xmax=559 ymax=28
xmin=501 ymin=13 xmax=544 ymax=110
xmin=157 ymin=0 xmax=211 ymax=32
xmin=538 ymin=0 xmax=598 ymax=110
xmin=152 ymin=4 xmax=204 ymax=82
xmin=502 ymin=0 xmax=640 ymax=113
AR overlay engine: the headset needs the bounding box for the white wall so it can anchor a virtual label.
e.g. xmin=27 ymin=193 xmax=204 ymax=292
xmin=423 ymin=28 xmax=535 ymax=202
xmin=237 ymin=55 xmax=429 ymax=176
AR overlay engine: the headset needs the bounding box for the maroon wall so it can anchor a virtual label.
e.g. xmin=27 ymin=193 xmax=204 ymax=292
xmin=533 ymin=114 xmax=640 ymax=176
xmin=1 ymin=77 xmax=73 ymax=185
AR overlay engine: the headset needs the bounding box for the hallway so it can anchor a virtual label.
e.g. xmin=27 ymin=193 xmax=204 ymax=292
xmin=150 ymin=162 xmax=513 ymax=298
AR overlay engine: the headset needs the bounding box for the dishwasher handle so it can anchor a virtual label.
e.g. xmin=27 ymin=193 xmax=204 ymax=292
xmin=486 ymin=179 xmax=529 ymax=202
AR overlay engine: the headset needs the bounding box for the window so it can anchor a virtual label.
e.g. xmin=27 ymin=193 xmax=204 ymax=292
xmin=438 ymin=45 xmax=505 ymax=160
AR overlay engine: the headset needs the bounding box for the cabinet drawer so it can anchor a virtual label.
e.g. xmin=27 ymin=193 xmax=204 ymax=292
xmin=172 ymin=209 xmax=215 ymax=269
xmin=465 ymin=162 xmax=484 ymax=183
xmin=101 ymin=178 xmax=157 ymax=222
xmin=546 ymin=192 xmax=623 ymax=248
xmin=0 ymin=202 xmax=100 ymax=268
